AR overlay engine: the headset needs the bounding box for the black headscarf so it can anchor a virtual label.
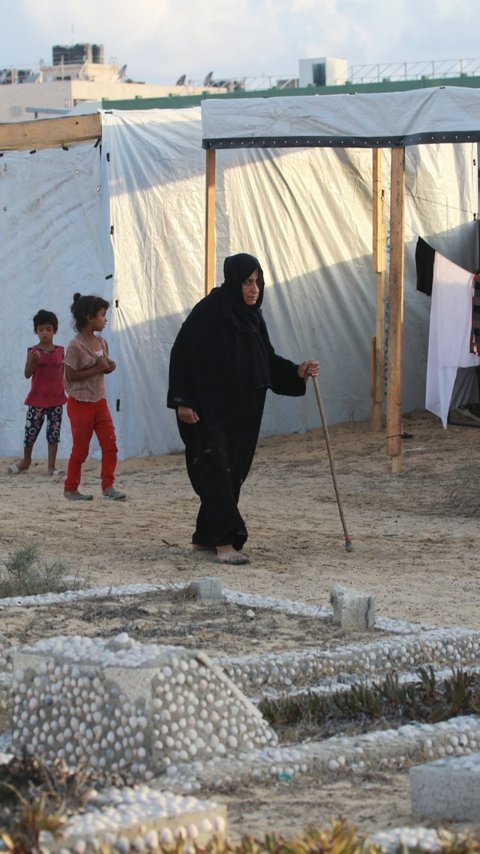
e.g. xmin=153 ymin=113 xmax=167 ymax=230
xmin=221 ymin=253 xmax=265 ymax=312
xmin=218 ymin=253 xmax=271 ymax=397
xmin=168 ymin=253 xmax=274 ymax=421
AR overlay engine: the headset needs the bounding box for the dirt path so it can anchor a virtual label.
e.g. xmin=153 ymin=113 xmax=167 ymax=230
xmin=2 ymin=410 xmax=480 ymax=840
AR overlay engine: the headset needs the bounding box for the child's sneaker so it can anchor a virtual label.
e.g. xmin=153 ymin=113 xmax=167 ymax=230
xmin=102 ymin=487 xmax=126 ymax=501
xmin=64 ymin=490 xmax=93 ymax=501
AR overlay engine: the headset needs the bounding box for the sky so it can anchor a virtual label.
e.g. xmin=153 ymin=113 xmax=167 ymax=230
xmin=1 ymin=0 xmax=480 ymax=88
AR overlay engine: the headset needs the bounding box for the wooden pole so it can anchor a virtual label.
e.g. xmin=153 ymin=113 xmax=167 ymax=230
xmin=371 ymin=148 xmax=386 ymax=432
xmin=204 ymin=148 xmax=216 ymax=295
xmin=386 ymin=147 xmax=406 ymax=473
xmin=370 ymin=335 xmax=377 ymax=422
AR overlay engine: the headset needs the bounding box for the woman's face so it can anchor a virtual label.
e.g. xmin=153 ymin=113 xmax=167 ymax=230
xmin=241 ymin=269 xmax=261 ymax=305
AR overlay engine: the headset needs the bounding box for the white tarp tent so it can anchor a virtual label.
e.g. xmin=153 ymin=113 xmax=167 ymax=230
xmin=201 ymin=87 xmax=480 ymax=148
xmin=201 ymin=86 xmax=480 ymax=463
xmin=0 ymin=96 xmax=478 ymax=461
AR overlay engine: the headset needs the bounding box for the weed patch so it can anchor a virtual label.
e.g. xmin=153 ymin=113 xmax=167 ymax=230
xmin=260 ymin=666 xmax=480 ymax=742
xmin=0 ymin=546 xmax=84 ymax=599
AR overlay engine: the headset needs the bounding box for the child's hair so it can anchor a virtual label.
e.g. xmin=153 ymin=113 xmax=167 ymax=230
xmin=33 ymin=309 xmax=58 ymax=333
xmin=70 ymin=293 xmax=110 ymax=331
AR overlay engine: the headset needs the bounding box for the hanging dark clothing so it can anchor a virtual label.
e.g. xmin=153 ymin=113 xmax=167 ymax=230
xmin=167 ymin=253 xmax=306 ymax=550
xmin=471 ymin=278 xmax=480 ymax=355
xmin=415 ymin=236 xmax=435 ymax=296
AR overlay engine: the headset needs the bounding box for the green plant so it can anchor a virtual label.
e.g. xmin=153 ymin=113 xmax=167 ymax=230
xmin=0 ymin=786 xmax=66 ymax=852
xmin=259 ymin=667 xmax=480 ymax=738
xmin=0 ymin=545 xmax=83 ymax=598
xmin=333 ymin=683 xmax=383 ymax=718
xmin=430 ymin=667 xmax=480 ymax=722
xmin=0 ymin=754 xmax=101 ymax=852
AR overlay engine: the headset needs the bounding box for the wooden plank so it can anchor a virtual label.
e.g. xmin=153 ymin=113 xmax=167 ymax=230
xmin=0 ymin=114 xmax=102 ymax=152
xmin=385 ymin=146 xmax=406 ymax=470
xmin=204 ymin=148 xmax=216 ymax=295
xmin=371 ymin=149 xmax=386 ymax=432
xmin=372 ymin=149 xmax=385 ymax=273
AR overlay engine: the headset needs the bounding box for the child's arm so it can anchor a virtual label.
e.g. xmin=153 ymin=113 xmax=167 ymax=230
xmin=24 ymin=348 xmax=39 ymax=379
xmin=65 ymin=354 xmax=111 ymax=382
xmin=101 ymin=339 xmax=116 ymax=374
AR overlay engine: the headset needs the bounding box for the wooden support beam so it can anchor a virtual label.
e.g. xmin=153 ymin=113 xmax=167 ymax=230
xmin=371 ymin=148 xmax=386 ymax=432
xmin=370 ymin=335 xmax=377 ymax=425
xmin=204 ymin=148 xmax=216 ymax=295
xmin=385 ymin=147 xmax=406 ymax=472
xmin=0 ymin=114 xmax=102 ymax=152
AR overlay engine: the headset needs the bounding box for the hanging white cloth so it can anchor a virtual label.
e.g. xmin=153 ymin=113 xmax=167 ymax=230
xmin=426 ymin=253 xmax=479 ymax=427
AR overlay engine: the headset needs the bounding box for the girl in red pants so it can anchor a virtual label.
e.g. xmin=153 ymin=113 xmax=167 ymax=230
xmin=63 ymin=293 xmax=126 ymax=501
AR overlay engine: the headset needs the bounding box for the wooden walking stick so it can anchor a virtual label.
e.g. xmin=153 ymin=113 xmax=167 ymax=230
xmin=312 ymin=376 xmax=353 ymax=552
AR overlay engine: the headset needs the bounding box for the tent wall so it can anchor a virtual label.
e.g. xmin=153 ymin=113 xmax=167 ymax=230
xmin=0 ymin=108 xmax=477 ymax=460
xmin=0 ymin=143 xmax=111 ymax=460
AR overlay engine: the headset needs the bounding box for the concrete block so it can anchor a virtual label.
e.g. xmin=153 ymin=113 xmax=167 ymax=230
xmin=12 ymin=634 xmax=276 ymax=779
xmin=188 ymin=576 xmax=223 ymax=601
xmin=330 ymin=583 xmax=375 ymax=630
xmin=410 ymin=752 xmax=480 ymax=820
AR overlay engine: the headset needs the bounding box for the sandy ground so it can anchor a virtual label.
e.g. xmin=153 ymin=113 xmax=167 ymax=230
xmin=2 ymin=409 xmax=480 ymax=841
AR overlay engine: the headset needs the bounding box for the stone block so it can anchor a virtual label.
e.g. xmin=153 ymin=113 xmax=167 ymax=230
xmin=410 ymin=752 xmax=480 ymax=821
xmin=188 ymin=576 xmax=223 ymax=601
xmin=330 ymin=583 xmax=375 ymax=630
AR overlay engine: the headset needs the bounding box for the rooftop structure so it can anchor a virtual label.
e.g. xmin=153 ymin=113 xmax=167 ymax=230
xmin=103 ymin=57 xmax=480 ymax=112
xmin=2 ymin=50 xmax=480 ymax=123
xmin=0 ymin=43 xmax=227 ymax=123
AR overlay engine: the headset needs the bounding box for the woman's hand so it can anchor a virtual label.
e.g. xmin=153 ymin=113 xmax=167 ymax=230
xmin=297 ymin=360 xmax=320 ymax=380
xmin=177 ymin=405 xmax=200 ymax=424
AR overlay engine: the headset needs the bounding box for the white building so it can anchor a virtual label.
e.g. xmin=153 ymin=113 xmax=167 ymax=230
xmin=0 ymin=44 xmax=223 ymax=123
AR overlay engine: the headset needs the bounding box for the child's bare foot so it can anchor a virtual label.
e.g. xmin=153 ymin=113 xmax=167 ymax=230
xmin=215 ymin=545 xmax=249 ymax=565
xmin=8 ymin=461 xmax=30 ymax=474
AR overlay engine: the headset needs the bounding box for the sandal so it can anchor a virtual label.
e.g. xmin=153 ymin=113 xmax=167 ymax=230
xmin=192 ymin=543 xmax=216 ymax=552
xmin=215 ymin=551 xmax=250 ymax=565
xmin=8 ymin=463 xmax=25 ymax=474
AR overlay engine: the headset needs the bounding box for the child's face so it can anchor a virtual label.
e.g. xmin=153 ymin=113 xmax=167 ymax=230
xmin=89 ymin=308 xmax=108 ymax=332
xmin=36 ymin=324 xmax=55 ymax=347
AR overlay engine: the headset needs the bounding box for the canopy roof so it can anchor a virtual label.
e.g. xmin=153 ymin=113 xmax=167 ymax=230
xmin=201 ymin=86 xmax=480 ymax=149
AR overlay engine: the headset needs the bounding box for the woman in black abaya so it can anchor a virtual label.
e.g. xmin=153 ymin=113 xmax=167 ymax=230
xmin=167 ymin=253 xmax=319 ymax=565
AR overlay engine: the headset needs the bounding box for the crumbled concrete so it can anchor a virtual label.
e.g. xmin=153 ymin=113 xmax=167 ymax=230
xmin=330 ymin=582 xmax=376 ymax=630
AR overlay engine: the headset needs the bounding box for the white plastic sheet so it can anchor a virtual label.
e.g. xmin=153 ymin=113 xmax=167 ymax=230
xmin=0 ymin=144 xmax=109 ymax=460
xmin=202 ymin=87 xmax=480 ymax=148
xmin=0 ymin=105 xmax=478 ymax=460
